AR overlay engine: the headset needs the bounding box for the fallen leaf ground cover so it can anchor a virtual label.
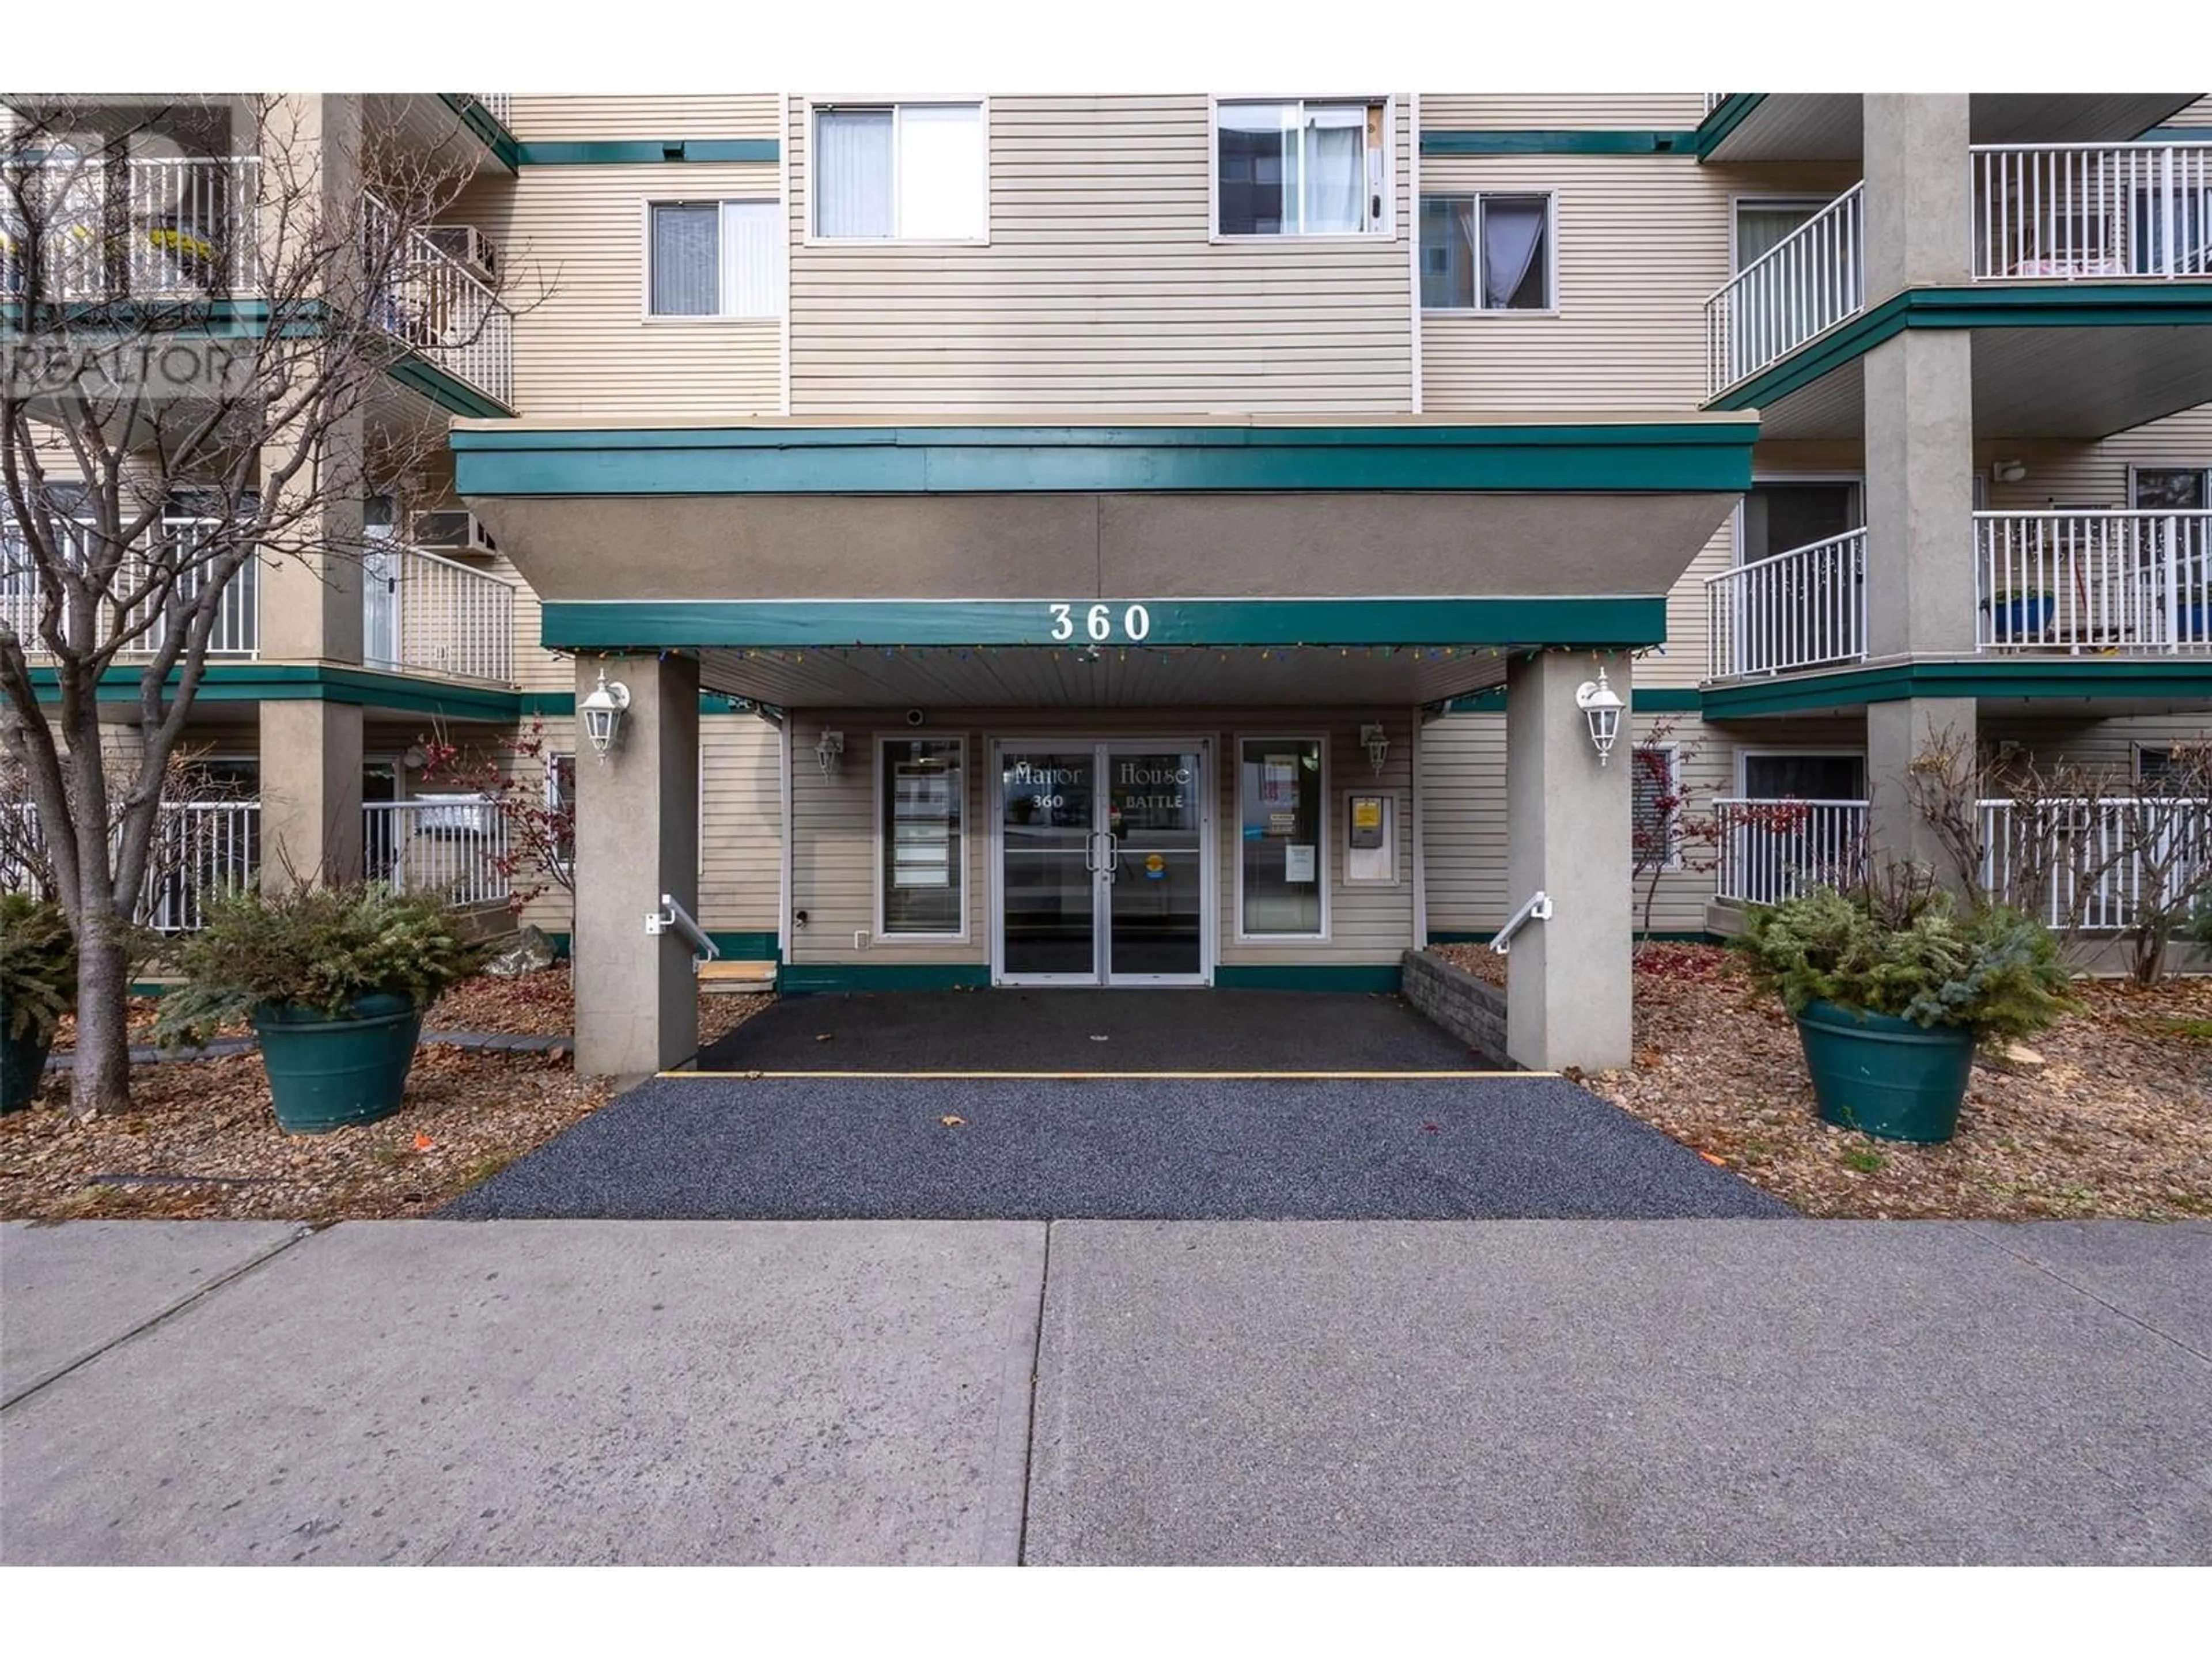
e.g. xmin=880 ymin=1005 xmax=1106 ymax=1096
xmin=1431 ymin=941 xmax=2211 ymax=1219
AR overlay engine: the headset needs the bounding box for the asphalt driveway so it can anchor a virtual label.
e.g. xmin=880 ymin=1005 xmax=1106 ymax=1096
xmin=444 ymin=1072 xmax=1791 ymax=1220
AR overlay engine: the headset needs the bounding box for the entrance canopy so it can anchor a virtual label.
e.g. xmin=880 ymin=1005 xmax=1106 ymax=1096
xmin=453 ymin=415 xmax=1756 ymax=707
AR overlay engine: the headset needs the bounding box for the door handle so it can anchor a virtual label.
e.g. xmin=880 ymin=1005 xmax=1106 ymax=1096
xmin=1100 ymin=831 xmax=1119 ymax=884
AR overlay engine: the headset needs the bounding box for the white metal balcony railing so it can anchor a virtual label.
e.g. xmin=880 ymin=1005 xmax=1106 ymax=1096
xmin=362 ymin=798 xmax=512 ymax=908
xmin=469 ymin=94 xmax=513 ymax=127
xmin=1713 ymin=799 xmax=1870 ymax=907
xmin=362 ymin=192 xmax=514 ymax=407
xmin=0 ymin=514 xmax=260 ymax=658
xmin=1703 ymin=527 xmax=1868 ymax=680
xmin=1980 ymin=797 xmax=2212 ymax=931
xmin=0 ymin=798 xmax=259 ymax=933
xmin=1973 ymin=142 xmax=2212 ymax=281
xmin=0 ymin=154 xmax=261 ymax=302
xmin=1703 ymin=181 xmax=1863 ymax=396
xmin=1714 ymin=794 xmax=2211 ymax=930
xmin=1976 ymin=509 xmax=2212 ymax=654
xmin=362 ymin=542 xmax=516 ymax=684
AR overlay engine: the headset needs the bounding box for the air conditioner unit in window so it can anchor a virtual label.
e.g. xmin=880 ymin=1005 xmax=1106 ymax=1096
xmin=408 ymin=509 xmax=496 ymax=555
xmin=421 ymin=224 xmax=499 ymax=284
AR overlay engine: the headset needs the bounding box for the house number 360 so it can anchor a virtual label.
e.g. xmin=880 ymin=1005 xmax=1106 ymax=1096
xmin=1048 ymin=602 xmax=1152 ymax=642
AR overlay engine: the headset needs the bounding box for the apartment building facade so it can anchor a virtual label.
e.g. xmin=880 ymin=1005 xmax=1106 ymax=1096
xmin=7 ymin=90 xmax=2210 ymax=1077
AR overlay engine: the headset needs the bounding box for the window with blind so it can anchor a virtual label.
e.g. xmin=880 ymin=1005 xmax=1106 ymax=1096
xmin=1216 ymin=99 xmax=1389 ymax=237
xmin=1630 ymin=745 xmax=1683 ymax=872
xmin=813 ymin=103 xmax=987 ymax=241
xmin=1418 ymin=193 xmax=1554 ymax=310
xmin=647 ymin=200 xmax=782 ymax=318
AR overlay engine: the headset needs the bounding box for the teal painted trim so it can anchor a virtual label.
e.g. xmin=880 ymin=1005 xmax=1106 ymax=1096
xmin=518 ymin=692 xmax=577 ymax=715
xmin=514 ymin=139 xmax=780 ymax=166
xmin=778 ymin=963 xmax=992 ymax=994
xmin=1709 ymin=283 xmax=2212 ymax=413
xmin=1421 ymin=130 xmax=1699 ymax=157
xmin=706 ymin=931 xmax=781 ymax=962
xmin=1438 ymin=684 xmax=1703 ymax=716
xmin=2139 ymin=127 xmax=2212 ymax=142
xmin=29 ymin=662 xmax=528 ymax=721
xmin=452 ymin=419 xmax=1759 ymax=498
xmin=540 ymin=596 xmax=1669 ymax=650
xmin=437 ymin=94 xmax=521 ymax=173
xmin=1699 ymin=657 xmax=2212 ymax=718
xmin=1692 ymin=93 xmax=1767 ymax=159
xmin=2 ymin=296 xmax=274 ymax=336
xmin=384 ymin=352 xmax=513 ymax=420
xmin=1213 ymin=964 xmax=1404 ymax=993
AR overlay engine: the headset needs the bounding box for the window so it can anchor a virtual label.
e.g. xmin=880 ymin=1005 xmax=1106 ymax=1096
xmin=548 ymin=753 xmax=576 ymax=870
xmin=1733 ymin=197 xmax=1828 ymax=272
xmin=1737 ymin=480 xmax=1861 ymax=563
xmin=2131 ymin=467 xmax=2210 ymax=511
xmin=1216 ymin=99 xmax=1388 ymax=237
xmin=2137 ymin=744 xmax=2209 ymax=794
xmin=813 ymin=103 xmax=986 ymax=241
xmin=1631 ymin=745 xmax=1683 ymax=872
xmin=1740 ymin=753 xmax=1867 ymax=800
xmin=1237 ymin=737 xmax=1325 ymax=937
xmin=647 ymin=200 xmax=781 ymax=318
xmin=880 ymin=737 xmax=964 ymax=937
xmin=1419 ymin=193 xmax=1552 ymax=310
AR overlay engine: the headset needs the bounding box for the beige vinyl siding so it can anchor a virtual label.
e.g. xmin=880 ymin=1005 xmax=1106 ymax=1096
xmin=458 ymin=164 xmax=781 ymax=420
xmin=1419 ymin=158 xmax=1857 ymax=412
xmin=1979 ymin=405 xmax=2212 ymax=510
xmin=700 ymin=713 xmax=784 ymax=935
xmin=2171 ymin=97 xmax=2212 ymax=125
xmin=1987 ymin=713 xmax=2212 ymax=777
xmin=783 ymin=707 xmax=1415 ymax=969
xmin=1419 ymin=95 xmax=1710 ymax=131
xmin=505 ymin=96 xmax=781 ymax=143
xmin=786 ymin=95 xmax=1414 ymax=414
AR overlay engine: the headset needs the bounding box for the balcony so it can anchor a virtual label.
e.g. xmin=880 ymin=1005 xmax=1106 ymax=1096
xmin=1 ymin=158 xmax=512 ymax=411
xmin=362 ymin=542 xmax=516 ymax=685
xmin=1715 ymin=793 xmax=2211 ymax=935
xmin=1703 ymin=528 xmax=1866 ymax=680
xmin=0 ymin=512 xmax=261 ymax=659
xmin=0 ymin=799 xmax=259 ymax=933
xmin=1976 ymin=510 xmax=2211 ymax=656
xmin=1703 ymin=141 xmax=2212 ymax=404
xmin=362 ymin=798 xmax=513 ymax=907
xmin=0 ymin=153 xmax=261 ymax=303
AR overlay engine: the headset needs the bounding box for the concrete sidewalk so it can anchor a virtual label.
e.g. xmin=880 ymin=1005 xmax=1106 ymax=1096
xmin=3 ymin=1218 xmax=2207 ymax=1565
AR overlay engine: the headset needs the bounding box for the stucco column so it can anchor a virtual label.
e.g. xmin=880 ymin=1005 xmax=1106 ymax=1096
xmin=1503 ymin=650 xmax=1633 ymax=1072
xmin=1862 ymin=94 xmax=1972 ymax=301
xmin=259 ymin=700 xmax=363 ymax=886
xmin=573 ymin=653 xmax=700 ymax=1081
xmin=1867 ymin=696 xmax=1979 ymax=892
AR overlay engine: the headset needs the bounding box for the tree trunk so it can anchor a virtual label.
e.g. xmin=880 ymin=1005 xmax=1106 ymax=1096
xmin=70 ymin=927 xmax=135 ymax=1115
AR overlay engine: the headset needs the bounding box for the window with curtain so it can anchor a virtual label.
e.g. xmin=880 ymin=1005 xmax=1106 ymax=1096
xmin=1630 ymin=745 xmax=1683 ymax=872
xmin=647 ymin=200 xmax=781 ymax=317
xmin=1418 ymin=193 xmax=1552 ymax=309
xmin=815 ymin=104 xmax=986 ymax=240
xmin=1217 ymin=99 xmax=1387 ymax=237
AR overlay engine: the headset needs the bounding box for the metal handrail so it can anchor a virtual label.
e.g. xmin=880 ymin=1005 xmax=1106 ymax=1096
xmin=1490 ymin=890 xmax=1552 ymax=956
xmin=647 ymin=892 xmax=720 ymax=962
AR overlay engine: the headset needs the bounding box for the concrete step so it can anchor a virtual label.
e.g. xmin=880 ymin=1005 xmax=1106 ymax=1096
xmin=698 ymin=960 xmax=778 ymax=992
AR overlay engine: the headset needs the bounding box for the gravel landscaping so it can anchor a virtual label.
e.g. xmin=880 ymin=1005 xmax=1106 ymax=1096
xmin=4 ymin=971 xmax=771 ymax=1222
xmin=1429 ymin=941 xmax=2212 ymax=1221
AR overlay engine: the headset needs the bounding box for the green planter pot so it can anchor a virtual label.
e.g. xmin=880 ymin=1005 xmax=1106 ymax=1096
xmin=2 ymin=1027 xmax=55 ymax=1113
xmin=252 ymin=993 xmax=425 ymax=1134
xmin=1795 ymin=998 xmax=1976 ymax=1145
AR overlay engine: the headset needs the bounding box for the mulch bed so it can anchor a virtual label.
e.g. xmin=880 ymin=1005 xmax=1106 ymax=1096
xmin=7 ymin=970 xmax=773 ymax=1222
xmin=1429 ymin=941 xmax=2212 ymax=1221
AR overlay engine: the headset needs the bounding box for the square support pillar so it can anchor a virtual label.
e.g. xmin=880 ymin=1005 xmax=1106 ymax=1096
xmin=573 ymin=653 xmax=700 ymax=1081
xmin=1503 ymin=651 xmax=1633 ymax=1073
xmin=1868 ymin=696 xmax=1979 ymax=893
xmin=259 ymin=699 xmax=363 ymax=888
xmin=1862 ymin=94 xmax=1972 ymax=301
xmin=1865 ymin=328 xmax=1978 ymax=659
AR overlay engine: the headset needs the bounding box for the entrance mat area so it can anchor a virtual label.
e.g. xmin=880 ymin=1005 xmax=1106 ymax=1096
xmin=444 ymin=1075 xmax=1794 ymax=1221
xmin=697 ymin=988 xmax=1490 ymax=1073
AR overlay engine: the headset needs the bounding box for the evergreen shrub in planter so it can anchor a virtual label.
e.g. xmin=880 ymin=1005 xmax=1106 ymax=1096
xmin=155 ymin=884 xmax=489 ymax=1133
xmin=1 ymin=892 xmax=77 ymax=1111
xmin=1735 ymin=885 xmax=2075 ymax=1143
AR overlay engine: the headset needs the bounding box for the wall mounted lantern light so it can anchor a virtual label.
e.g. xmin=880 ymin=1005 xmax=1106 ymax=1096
xmin=1991 ymin=459 xmax=2028 ymax=484
xmin=1359 ymin=722 xmax=1391 ymax=776
xmin=1575 ymin=666 xmax=1624 ymax=766
xmin=579 ymin=666 xmax=631 ymax=761
xmin=815 ymin=729 xmax=845 ymax=780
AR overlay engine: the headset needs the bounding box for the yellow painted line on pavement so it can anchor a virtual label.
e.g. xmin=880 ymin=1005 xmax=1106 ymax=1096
xmin=658 ymin=1068 xmax=1552 ymax=1081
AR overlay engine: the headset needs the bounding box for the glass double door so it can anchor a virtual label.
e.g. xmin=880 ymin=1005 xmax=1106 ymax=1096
xmin=995 ymin=740 xmax=1209 ymax=985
